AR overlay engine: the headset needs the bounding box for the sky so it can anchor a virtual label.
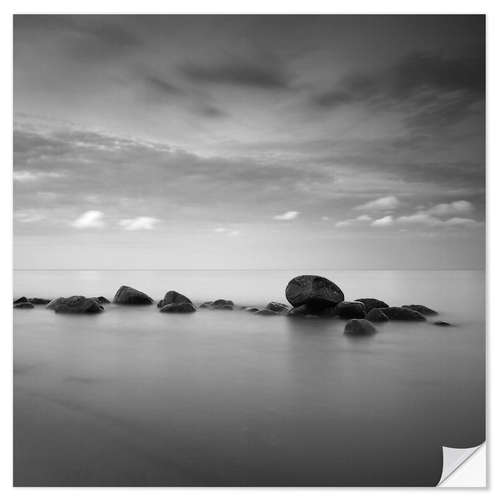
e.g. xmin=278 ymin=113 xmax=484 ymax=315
xmin=13 ymin=15 xmax=485 ymax=270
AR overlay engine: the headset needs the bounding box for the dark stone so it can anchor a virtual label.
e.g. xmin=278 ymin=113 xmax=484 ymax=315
xmin=245 ymin=307 xmax=259 ymax=313
xmin=158 ymin=290 xmax=192 ymax=308
xmin=14 ymin=301 xmax=34 ymax=309
xmin=265 ymin=302 xmax=290 ymax=313
xmin=47 ymin=296 xmax=104 ymax=314
xmin=256 ymin=309 xmax=279 ymax=316
xmin=366 ymin=308 xmax=389 ymax=322
xmin=355 ymin=298 xmax=389 ymax=312
xmin=93 ymin=296 xmax=110 ymax=304
xmin=28 ymin=297 xmax=52 ymax=305
xmin=113 ymin=285 xmax=153 ymax=305
xmin=13 ymin=297 xmax=28 ymax=305
xmin=381 ymin=306 xmax=426 ymax=321
xmin=402 ymin=304 xmax=438 ymax=316
xmin=160 ymin=302 xmax=196 ymax=313
xmin=199 ymin=301 xmax=213 ymax=308
xmin=344 ymin=319 xmax=377 ymax=336
xmin=286 ymin=275 xmax=344 ymax=310
xmin=211 ymin=299 xmax=234 ymax=310
xmin=434 ymin=321 xmax=453 ymax=327
xmin=335 ymin=301 xmax=366 ymax=319
xmin=287 ymin=304 xmax=310 ymax=316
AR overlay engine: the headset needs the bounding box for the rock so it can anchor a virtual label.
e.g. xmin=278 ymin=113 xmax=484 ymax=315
xmin=113 ymin=285 xmax=153 ymax=305
xmin=344 ymin=319 xmax=377 ymax=336
xmin=381 ymin=306 xmax=426 ymax=321
xmin=434 ymin=321 xmax=453 ymax=327
xmin=335 ymin=301 xmax=366 ymax=319
xmin=160 ymin=302 xmax=196 ymax=313
xmin=365 ymin=308 xmax=389 ymax=322
xmin=287 ymin=305 xmax=310 ymax=316
xmin=256 ymin=309 xmax=279 ymax=316
xmin=28 ymin=297 xmax=52 ymax=305
xmin=211 ymin=299 xmax=234 ymax=310
xmin=355 ymin=298 xmax=389 ymax=312
xmin=200 ymin=301 xmax=213 ymax=308
xmin=158 ymin=290 xmax=192 ymax=308
xmin=92 ymin=296 xmax=110 ymax=304
xmin=402 ymin=304 xmax=438 ymax=316
xmin=13 ymin=297 xmax=28 ymax=305
xmin=47 ymin=296 xmax=104 ymax=314
xmin=286 ymin=275 xmax=344 ymax=310
xmin=245 ymin=307 xmax=259 ymax=313
xmin=14 ymin=301 xmax=34 ymax=309
xmin=265 ymin=302 xmax=290 ymax=313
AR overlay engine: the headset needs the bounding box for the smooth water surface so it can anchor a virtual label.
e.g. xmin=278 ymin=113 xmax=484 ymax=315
xmin=14 ymin=270 xmax=485 ymax=485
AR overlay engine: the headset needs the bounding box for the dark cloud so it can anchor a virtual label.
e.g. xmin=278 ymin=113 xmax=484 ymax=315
xmin=144 ymin=76 xmax=183 ymax=96
xmin=313 ymin=50 xmax=485 ymax=131
xmin=181 ymin=61 xmax=291 ymax=89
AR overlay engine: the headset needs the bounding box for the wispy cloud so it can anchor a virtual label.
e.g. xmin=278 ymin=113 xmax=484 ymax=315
xmin=371 ymin=215 xmax=394 ymax=227
xmin=426 ymin=200 xmax=474 ymax=216
xmin=273 ymin=211 xmax=299 ymax=221
xmin=356 ymin=196 xmax=399 ymax=211
xmin=71 ymin=210 xmax=105 ymax=229
xmin=118 ymin=216 xmax=160 ymax=231
xmin=14 ymin=170 xmax=63 ymax=182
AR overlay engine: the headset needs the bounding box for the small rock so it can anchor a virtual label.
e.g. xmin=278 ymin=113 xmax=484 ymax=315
xmin=381 ymin=307 xmax=426 ymax=321
xmin=365 ymin=308 xmax=389 ymax=322
xmin=211 ymin=299 xmax=234 ymax=310
xmin=256 ymin=309 xmax=279 ymax=316
xmin=47 ymin=296 xmax=104 ymax=314
xmin=28 ymin=297 xmax=52 ymax=305
xmin=344 ymin=319 xmax=377 ymax=336
xmin=93 ymin=296 xmax=110 ymax=304
xmin=355 ymin=298 xmax=389 ymax=312
xmin=402 ymin=304 xmax=438 ymax=316
xmin=160 ymin=302 xmax=196 ymax=313
xmin=14 ymin=301 xmax=34 ymax=309
xmin=335 ymin=301 xmax=366 ymax=319
xmin=199 ymin=301 xmax=213 ymax=308
xmin=285 ymin=275 xmax=344 ymax=310
xmin=434 ymin=321 xmax=453 ymax=327
xmin=113 ymin=285 xmax=153 ymax=305
xmin=13 ymin=297 xmax=28 ymax=305
xmin=245 ymin=307 xmax=259 ymax=313
xmin=266 ymin=302 xmax=290 ymax=313
xmin=287 ymin=305 xmax=310 ymax=316
xmin=158 ymin=290 xmax=192 ymax=308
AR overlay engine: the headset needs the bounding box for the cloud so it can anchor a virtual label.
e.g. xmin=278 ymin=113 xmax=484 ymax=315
xmin=273 ymin=211 xmax=299 ymax=221
xmin=181 ymin=60 xmax=290 ymax=89
xmin=14 ymin=170 xmax=63 ymax=182
xmin=356 ymin=196 xmax=399 ymax=211
xmin=118 ymin=216 xmax=160 ymax=231
xmin=214 ymin=227 xmax=227 ymax=233
xmin=426 ymin=200 xmax=474 ymax=216
xmin=356 ymin=214 xmax=372 ymax=221
xmin=144 ymin=76 xmax=183 ymax=96
xmin=397 ymin=212 xmax=480 ymax=228
xmin=71 ymin=210 xmax=104 ymax=229
xmin=371 ymin=215 xmax=394 ymax=227
xmin=335 ymin=220 xmax=352 ymax=228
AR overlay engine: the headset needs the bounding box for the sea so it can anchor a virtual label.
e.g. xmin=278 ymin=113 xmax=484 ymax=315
xmin=13 ymin=269 xmax=485 ymax=486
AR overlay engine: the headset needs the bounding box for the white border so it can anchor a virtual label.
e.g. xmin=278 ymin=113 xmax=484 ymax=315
xmin=2 ymin=1 xmax=497 ymax=497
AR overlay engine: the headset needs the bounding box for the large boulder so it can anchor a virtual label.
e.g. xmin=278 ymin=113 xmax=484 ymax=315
xmin=366 ymin=308 xmax=389 ymax=322
xmin=335 ymin=301 xmax=366 ymax=319
xmin=47 ymin=296 xmax=104 ymax=314
xmin=402 ymin=304 xmax=438 ymax=316
xmin=14 ymin=301 xmax=34 ymax=309
xmin=28 ymin=297 xmax=52 ymax=305
xmin=265 ymin=302 xmax=290 ymax=314
xmin=285 ymin=275 xmax=344 ymax=310
xmin=113 ymin=285 xmax=153 ymax=305
xmin=158 ymin=290 xmax=192 ymax=308
xmin=355 ymin=298 xmax=389 ymax=312
xmin=160 ymin=302 xmax=196 ymax=313
xmin=381 ymin=306 xmax=426 ymax=321
xmin=344 ymin=319 xmax=377 ymax=336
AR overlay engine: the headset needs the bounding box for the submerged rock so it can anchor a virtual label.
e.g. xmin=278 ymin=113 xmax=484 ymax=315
xmin=211 ymin=299 xmax=234 ymax=310
xmin=381 ymin=306 xmax=426 ymax=321
xmin=344 ymin=319 xmax=377 ymax=336
xmin=245 ymin=307 xmax=259 ymax=313
xmin=287 ymin=304 xmax=311 ymax=317
xmin=355 ymin=298 xmax=389 ymax=312
xmin=256 ymin=308 xmax=279 ymax=316
xmin=28 ymin=297 xmax=52 ymax=305
xmin=92 ymin=296 xmax=110 ymax=305
xmin=265 ymin=302 xmax=290 ymax=313
xmin=285 ymin=275 xmax=344 ymax=310
xmin=113 ymin=285 xmax=153 ymax=305
xmin=160 ymin=302 xmax=196 ymax=313
xmin=14 ymin=301 xmax=34 ymax=309
xmin=365 ymin=308 xmax=389 ymax=322
xmin=158 ymin=290 xmax=192 ymax=308
xmin=402 ymin=304 xmax=438 ymax=316
xmin=199 ymin=301 xmax=213 ymax=308
xmin=434 ymin=321 xmax=453 ymax=327
xmin=13 ymin=297 xmax=28 ymax=305
xmin=335 ymin=301 xmax=366 ymax=319
xmin=47 ymin=296 xmax=104 ymax=314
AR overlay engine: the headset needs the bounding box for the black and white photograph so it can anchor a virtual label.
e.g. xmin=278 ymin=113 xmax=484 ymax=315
xmin=12 ymin=13 xmax=485 ymax=486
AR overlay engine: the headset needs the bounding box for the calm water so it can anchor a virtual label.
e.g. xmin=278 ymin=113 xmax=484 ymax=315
xmin=14 ymin=270 xmax=485 ymax=486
